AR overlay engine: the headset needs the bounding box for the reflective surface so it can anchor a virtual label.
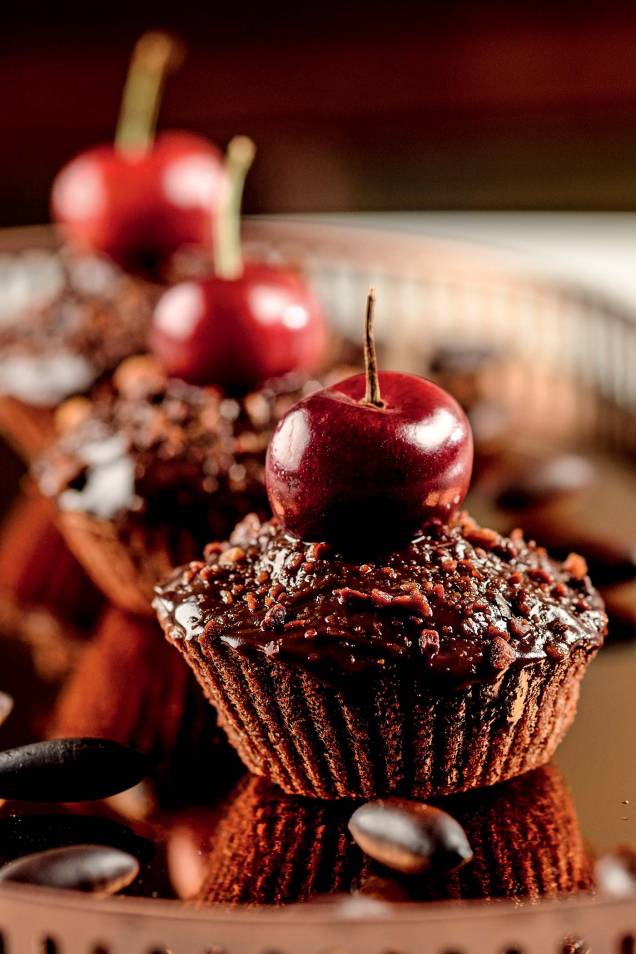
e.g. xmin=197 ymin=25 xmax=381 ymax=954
xmin=0 ymin=223 xmax=634 ymax=954
xmin=0 ymin=437 xmax=634 ymax=908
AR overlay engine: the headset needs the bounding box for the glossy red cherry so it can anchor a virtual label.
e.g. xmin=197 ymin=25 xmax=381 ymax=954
xmin=52 ymin=132 xmax=224 ymax=274
xmin=149 ymin=137 xmax=327 ymax=390
xmin=266 ymin=291 xmax=473 ymax=546
xmin=150 ymin=263 xmax=327 ymax=390
xmin=51 ymin=34 xmax=224 ymax=275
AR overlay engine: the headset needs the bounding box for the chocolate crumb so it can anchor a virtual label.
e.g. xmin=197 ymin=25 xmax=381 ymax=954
xmin=564 ymin=553 xmax=589 ymax=580
xmin=489 ymin=636 xmax=517 ymax=671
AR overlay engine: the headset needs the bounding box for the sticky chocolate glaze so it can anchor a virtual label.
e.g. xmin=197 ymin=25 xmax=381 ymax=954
xmin=35 ymin=360 xmax=350 ymax=530
xmin=154 ymin=513 xmax=607 ymax=685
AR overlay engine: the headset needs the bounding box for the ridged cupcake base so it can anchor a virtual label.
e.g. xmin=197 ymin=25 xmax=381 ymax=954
xmin=167 ymin=633 xmax=597 ymax=799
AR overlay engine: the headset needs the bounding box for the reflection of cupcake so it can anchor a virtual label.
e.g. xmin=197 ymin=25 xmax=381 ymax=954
xmin=155 ymin=512 xmax=606 ymax=799
xmin=52 ymin=606 xmax=241 ymax=803
xmin=35 ymin=358 xmax=305 ymax=615
xmin=0 ymin=251 xmax=155 ymax=460
xmin=196 ymin=764 xmax=591 ymax=905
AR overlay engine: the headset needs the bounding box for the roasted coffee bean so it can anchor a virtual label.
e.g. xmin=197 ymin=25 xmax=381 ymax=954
xmin=0 ymin=738 xmax=149 ymax=801
xmin=348 ymin=799 xmax=473 ymax=875
xmin=0 ymin=814 xmax=154 ymax=864
xmin=0 ymin=844 xmax=139 ymax=894
xmin=0 ymin=692 xmax=13 ymax=727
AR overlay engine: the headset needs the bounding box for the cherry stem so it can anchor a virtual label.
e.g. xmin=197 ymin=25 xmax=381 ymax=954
xmin=214 ymin=136 xmax=256 ymax=280
xmin=363 ymin=288 xmax=382 ymax=406
xmin=115 ymin=32 xmax=184 ymax=154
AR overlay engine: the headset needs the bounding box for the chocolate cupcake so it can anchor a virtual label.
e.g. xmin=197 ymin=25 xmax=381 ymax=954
xmin=155 ymin=512 xmax=606 ymax=799
xmin=0 ymin=491 xmax=103 ymax=630
xmin=196 ymin=764 xmax=592 ymax=905
xmin=36 ymin=357 xmax=337 ymax=615
xmin=0 ymin=250 xmax=156 ymax=460
xmin=52 ymin=606 xmax=241 ymax=804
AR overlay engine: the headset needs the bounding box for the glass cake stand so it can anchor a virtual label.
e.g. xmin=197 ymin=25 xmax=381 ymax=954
xmin=0 ymin=220 xmax=634 ymax=954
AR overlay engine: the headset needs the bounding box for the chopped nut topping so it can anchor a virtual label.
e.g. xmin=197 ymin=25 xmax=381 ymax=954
xmin=219 ymin=546 xmax=246 ymax=565
xmin=563 ymin=552 xmax=588 ymax=580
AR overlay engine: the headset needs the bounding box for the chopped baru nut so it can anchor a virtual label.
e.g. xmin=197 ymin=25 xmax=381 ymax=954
xmin=527 ymin=567 xmax=554 ymax=585
xmin=509 ymin=617 xmax=531 ymax=639
xmin=545 ymin=643 xmax=567 ymax=661
xmin=113 ymin=354 xmax=166 ymax=398
xmin=54 ymin=397 xmax=92 ymax=434
xmin=489 ymin=636 xmax=517 ymax=671
xmin=219 ymin=547 xmax=246 ymax=566
xmin=261 ymin=603 xmax=287 ymax=632
xmin=463 ymin=525 xmax=500 ymax=549
xmin=564 ymin=552 xmax=589 ymax=580
xmin=419 ymin=629 xmax=440 ymax=652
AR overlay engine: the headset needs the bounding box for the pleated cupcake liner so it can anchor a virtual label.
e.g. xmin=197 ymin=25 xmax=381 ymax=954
xmin=0 ymin=492 xmax=103 ymax=628
xmin=170 ymin=632 xmax=597 ymax=799
xmin=57 ymin=511 xmax=203 ymax=617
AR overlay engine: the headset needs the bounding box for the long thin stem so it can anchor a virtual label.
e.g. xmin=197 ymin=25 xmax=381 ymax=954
xmin=364 ymin=288 xmax=382 ymax=406
xmin=214 ymin=136 xmax=256 ymax=280
xmin=115 ymin=32 xmax=184 ymax=154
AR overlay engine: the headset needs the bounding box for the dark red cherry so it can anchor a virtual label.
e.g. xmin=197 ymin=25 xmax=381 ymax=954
xmin=150 ymin=263 xmax=327 ymax=390
xmin=149 ymin=136 xmax=327 ymax=390
xmin=266 ymin=291 xmax=473 ymax=546
xmin=52 ymin=133 xmax=224 ymax=276
xmin=51 ymin=34 xmax=224 ymax=276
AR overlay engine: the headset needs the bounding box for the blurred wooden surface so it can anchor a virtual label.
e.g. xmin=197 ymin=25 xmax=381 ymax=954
xmin=4 ymin=4 xmax=636 ymax=217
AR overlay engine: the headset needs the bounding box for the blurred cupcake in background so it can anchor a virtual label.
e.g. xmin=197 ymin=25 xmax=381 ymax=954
xmin=35 ymin=132 xmax=334 ymax=616
xmin=0 ymin=249 xmax=157 ymax=461
xmin=51 ymin=605 xmax=242 ymax=806
xmin=35 ymin=357 xmax=340 ymax=616
xmin=0 ymin=489 xmax=103 ymax=748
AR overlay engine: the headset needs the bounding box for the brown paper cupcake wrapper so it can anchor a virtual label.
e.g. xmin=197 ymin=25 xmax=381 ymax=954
xmin=0 ymin=396 xmax=56 ymax=462
xmin=198 ymin=764 xmax=592 ymax=906
xmin=0 ymin=493 xmax=103 ymax=628
xmin=57 ymin=511 xmax=202 ymax=617
xmin=172 ymin=636 xmax=597 ymax=799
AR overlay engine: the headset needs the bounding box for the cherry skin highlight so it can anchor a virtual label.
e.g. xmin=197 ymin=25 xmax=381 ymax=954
xmin=51 ymin=132 xmax=225 ymax=275
xmin=149 ymin=261 xmax=328 ymax=391
xmin=266 ymin=370 xmax=474 ymax=546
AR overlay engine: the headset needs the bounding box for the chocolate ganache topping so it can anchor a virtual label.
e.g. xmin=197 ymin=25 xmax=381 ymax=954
xmin=154 ymin=513 xmax=607 ymax=684
xmin=36 ymin=358 xmax=351 ymax=530
xmin=0 ymin=254 xmax=156 ymax=406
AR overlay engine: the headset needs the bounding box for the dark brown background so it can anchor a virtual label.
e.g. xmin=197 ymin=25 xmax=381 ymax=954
xmin=5 ymin=1 xmax=636 ymax=222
